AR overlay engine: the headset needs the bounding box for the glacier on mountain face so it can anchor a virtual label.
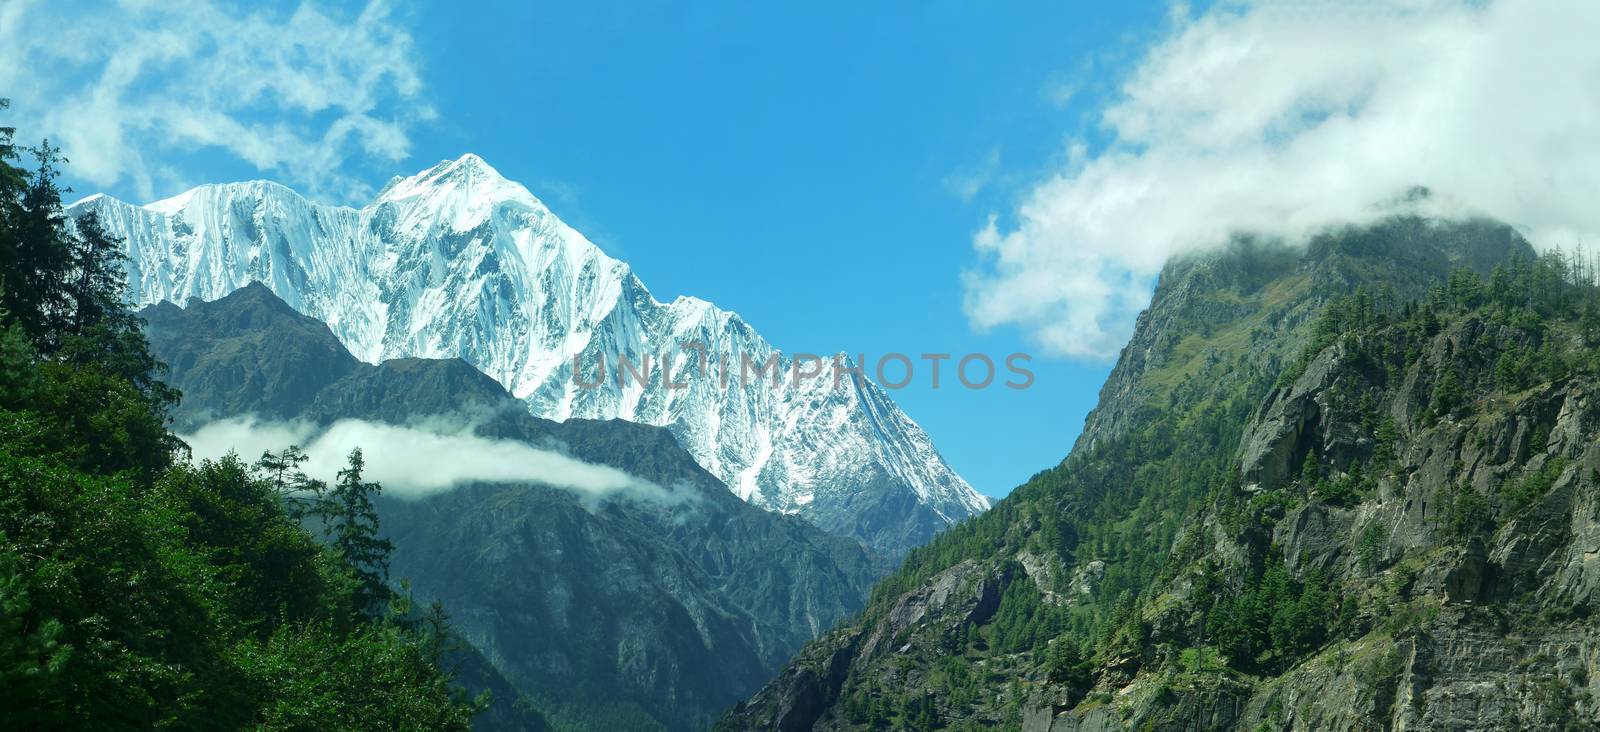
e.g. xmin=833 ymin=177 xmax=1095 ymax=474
xmin=73 ymin=154 xmax=989 ymax=556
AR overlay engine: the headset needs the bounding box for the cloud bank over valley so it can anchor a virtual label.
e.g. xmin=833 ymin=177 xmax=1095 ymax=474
xmin=181 ymin=416 xmax=684 ymax=507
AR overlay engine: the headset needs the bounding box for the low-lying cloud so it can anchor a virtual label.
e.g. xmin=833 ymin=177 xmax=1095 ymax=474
xmin=965 ymin=0 xmax=1600 ymax=360
xmin=182 ymin=416 xmax=684 ymax=506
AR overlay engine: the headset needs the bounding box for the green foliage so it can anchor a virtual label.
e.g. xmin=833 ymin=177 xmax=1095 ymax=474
xmin=1379 ymin=597 xmax=1439 ymax=637
xmin=1501 ymin=457 xmax=1569 ymax=514
xmin=1445 ymin=269 xmax=1486 ymax=309
xmin=231 ymin=620 xmax=482 ymax=730
xmin=1279 ymin=285 xmax=1395 ymax=387
xmin=1437 ymin=482 xmax=1494 ymax=540
xmin=1372 ymin=416 xmax=1401 ymax=468
xmin=1314 ymin=472 xmax=1371 ymax=507
xmin=1177 ymin=646 xmax=1227 ymax=675
xmin=324 ymin=448 xmax=395 ymax=614
xmin=0 ymin=101 xmax=486 ymax=728
xmin=978 ymin=571 xmax=1075 ymax=661
xmin=2 ymin=337 xmax=177 ymax=480
xmin=1309 ymin=251 xmax=1600 ymax=420
xmin=1301 ymin=451 xmax=1321 ymax=485
xmin=731 ymin=217 xmax=1600 ymax=730
xmin=1527 ymin=673 xmax=1586 ymax=729
xmin=2 ymin=139 xmax=72 ymax=342
xmin=61 ymin=211 xmax=127 ymax=336
xmin=1430 ymin=367 xmax=1467 ymax=418
xmin=1353 ymin=644 xmax=1405 ymax=691
xmin=0 ymin=414 xmax=483 ymax=726
xmin=0 ymin=536 xmax=72 ymax=728
xmin=255 ymin=444 xmax=325 ymax=519
xmin=1356 ymin=522 xmax=1386 ymax=574
xmin=1204 ymin=558 xmax=1341 ymax=672
xmin=1046 ymin=637 xmax=1092 ymax=692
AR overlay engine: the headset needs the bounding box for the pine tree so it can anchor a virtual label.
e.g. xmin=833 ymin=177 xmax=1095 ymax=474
xmin=254 ymin=445 xmax=322 ymax=518
xmin=1431 ymin=367 xmax=1465 ymax=417
xmin=1045 ymin=637 xmax=1091 ymax=703
xmin=1581 ymin=301 xmax=1600 ymax=348
xmin=327 ymin=448 xmax=395 ymax=614
xmin=1301 ymin=450 xmax=1321 ymax=485
xmin=0 ymin=100 xmax=23 ymax=255
xmin=10 ymin=141 xmax=70 ymax=343
xmin=52 ymin=209 xmax=177 ymax=421
xmin=256 ymin=445 xmax=308 ymax=494
xmin=63 ymin=211 xmax=130 ymax=337
xmin=0 ymin=100 xmax=27 ymax=288
xmin=1420 ymin=304 xmax=1440 ymax=336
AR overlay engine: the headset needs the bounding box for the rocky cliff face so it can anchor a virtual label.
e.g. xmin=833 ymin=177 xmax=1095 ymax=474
xmin=1199 ymin=304 xmax=1600 ymax=731
xmin=75 ymin=155 xmax=986 ymax=557
xmin=142 ymin=284 xmax=881 ymax=732
xmin=722 ymin=216 xmax=1600 ymax=731
xmin=1077 ymin=218 xmax=1530 ymax=454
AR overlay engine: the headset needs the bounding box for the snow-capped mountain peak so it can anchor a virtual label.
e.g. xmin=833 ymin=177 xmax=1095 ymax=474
xmin=376 ymin=153 xmax=546 ymax=233
xmin=72 ymin=155 xmax=988 ymax=556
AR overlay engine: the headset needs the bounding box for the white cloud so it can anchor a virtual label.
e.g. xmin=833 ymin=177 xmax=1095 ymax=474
xmin=965 ymin=0 xmax=1600 ymax=360
xmin=0 ymin=0 xmax=428 ymax=202
xmin=181 ymin=416 xmax=688 ymax=507
xmin=945 ymin=148 xmax=1003 ymax=202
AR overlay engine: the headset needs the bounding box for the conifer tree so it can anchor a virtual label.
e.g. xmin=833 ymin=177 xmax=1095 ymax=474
xmin=63 ymin=211 xmax=129 ymax=337
xmin=0 ymin=99 xmax=26 ymax=292
xmin=255 ymin=445 xmax=323 ymax=518
xmin=328 ymin=448 xmax=395 ymax=614
xmin=11 ymin=141 xmax=70 ymax=342
xmin=53 ymin=210 xmax=178 ymax=424
xmin=1431 ymin=367 xmax=1465 ymax=417
xmin=0 ymin=105 xmax=21 ymax=227
xmin=256 ymin=445 xmax=309 ymax=494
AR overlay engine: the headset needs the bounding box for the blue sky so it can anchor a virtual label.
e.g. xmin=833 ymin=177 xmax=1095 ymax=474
xmin=19 ymin=1 xmax=1171 ymax=497
xmin=392 ymin=2 xmax=1175 ymax=497
xmin=14 ymin=1 xmax=1589 ymax=497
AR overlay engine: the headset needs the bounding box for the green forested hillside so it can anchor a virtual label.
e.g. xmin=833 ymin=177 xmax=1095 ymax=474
xmin=138 ymin=279 xmax=883 ymax=732
xmin=724 ymin=217 xmax=1600 ymax=730
xmin=0 ymin=101 xmax=497 ymax=728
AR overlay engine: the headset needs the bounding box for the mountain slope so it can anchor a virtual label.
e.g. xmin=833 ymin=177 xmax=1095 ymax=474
xmin=721 ymin=216 xmax=1600 ymax=730
xmin=142 ymin=284 xmax=881 ymax=731
xmin=75 ymin=156 xmax=985 ymax=556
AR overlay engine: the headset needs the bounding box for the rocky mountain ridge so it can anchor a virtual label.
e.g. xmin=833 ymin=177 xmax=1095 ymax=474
xmin=75 ymin=154 xmax=986 ymax=557
xmin=721 ymin=216 xmax=1600 ymax=731
xmin=141 ymin=283 xmax=882 ymax=732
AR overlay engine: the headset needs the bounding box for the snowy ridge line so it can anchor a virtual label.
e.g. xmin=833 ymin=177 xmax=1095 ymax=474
xmin=72 ymin=154 xmax=989 ymax=553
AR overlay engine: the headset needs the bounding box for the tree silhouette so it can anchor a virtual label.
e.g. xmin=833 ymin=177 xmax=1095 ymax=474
xmin=327 ymin=448 xmax=394 ymax=614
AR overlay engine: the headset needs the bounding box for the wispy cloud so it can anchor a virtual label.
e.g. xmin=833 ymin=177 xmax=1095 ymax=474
xmin=181 ymin=416 xmax=688 ymax=507
xmin=945 ymin=148 xmax=1004 ymax=202
xmin=965 ymin=0 xmax=1600 ymax=360
xmin=0 ymin=0 xmax=429 ymax=203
